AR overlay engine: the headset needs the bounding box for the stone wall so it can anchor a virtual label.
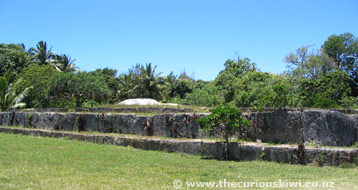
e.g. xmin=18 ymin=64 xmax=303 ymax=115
xmin=1 ymin=127 xmax=357 ymax=166
xmin=1 ymin=110 xmax=357 ymax=146
xmin=245 ymin=110 xmax=358 ymax=146
xmin=11 ymin=107 xmax=193 ymax=113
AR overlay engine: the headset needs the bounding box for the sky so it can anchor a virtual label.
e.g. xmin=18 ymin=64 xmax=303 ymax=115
xmin=0 ymin=0 xmax=357 ymax=81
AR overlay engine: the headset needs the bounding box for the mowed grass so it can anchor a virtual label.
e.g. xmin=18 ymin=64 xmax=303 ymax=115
xmin=0 ymin=134 xmax=357 ymax=190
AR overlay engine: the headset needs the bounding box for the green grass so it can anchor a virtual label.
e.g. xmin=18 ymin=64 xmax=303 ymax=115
xmin=0 ymin=133 xmax=357 ymax=190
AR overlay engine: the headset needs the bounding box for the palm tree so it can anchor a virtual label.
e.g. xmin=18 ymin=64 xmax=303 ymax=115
xmin=118 ymin=74 xmax=136 ymax=99
xmin=0 ymin=72 xmax=32 ymax=111
xmin=30 ymin=41 xmax=56 ymax=68
xmin=54 ymin=54 xmax=80 ymax=72
xmin=139 ymin=63 xmax=164 ymax=99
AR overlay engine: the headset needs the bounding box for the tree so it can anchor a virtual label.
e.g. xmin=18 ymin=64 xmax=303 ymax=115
xmin=166 ymin=71 xmax=177 ymax=85
xmin=323 ymin=33 xmax=358 ymax=96
xmin=139 ymin=63 xmax=164 ymax=99
xmin=178 ymin=70 xmax=195 ymax=81
xmin=161 ymin=72 xmax=178 ymax=102
xmin=119 ymin=63 xmax=165 ymax=100
xmin=89 ymin=68 xmax=119 ymax=103
xmin=0 ymin=44 xmax=33 ymax=76
xmin=299 ymin=70 xmax=352 ymax=107
xmin=118 ymin=73 xmax=136 ymax=100
xmin=0 ymin=72 xmax=32 ymax=111
xmin=172 ymin=82 xmax=224 ymax=106
xmin=169 ymin=79 xmax=194 ymax=99
xmin=197 ymin=104 xmax=250 ymax=159
xmin=47 ymin=72 xmax=112 ymax=108
xmin=262 ymin=84 xmax=289 ymax=108
xmin=30 ymin=41 xmax=57 ymax=69
xmin=323 ymin=33 xmax=358 ymax=72
xmin=233 ymin=71 xmax=273 ymax=108
xmin=13 ymin=64 xmax=57 ymax=108
xmin=215 ymin=57 xmax=256 ymax=102
xmin=284 ymin=46 xmax=335 ymax=79
xmin=118 ymin=63 xmax=164 ymax=100
xmin=54 ymin=54 xmax=79 ymax=72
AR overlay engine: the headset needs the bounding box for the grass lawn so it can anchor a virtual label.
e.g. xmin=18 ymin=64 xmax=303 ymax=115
xmin=0 ymin=133 xmax=357 ymax=190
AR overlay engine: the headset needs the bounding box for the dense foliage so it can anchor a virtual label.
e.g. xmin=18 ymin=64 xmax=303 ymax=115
xmin=47 ymin=72 xmax=112 ymax=108
xmin=13 ymin=64 xmax=57 ymax=108
xmin=0 ymin=72 xmax=32 ymax=110
xmin=0 ymin=32 xmax=357 ymax=110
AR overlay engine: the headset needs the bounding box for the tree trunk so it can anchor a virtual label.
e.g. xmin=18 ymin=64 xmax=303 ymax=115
xmin=224 ymin=132 xmax=229 ymax=160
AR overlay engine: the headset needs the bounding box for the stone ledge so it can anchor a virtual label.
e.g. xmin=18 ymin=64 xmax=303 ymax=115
xmin=9 ymin=107 xmax=193 ymax=113
xmin=0 ymin=127 xmax=357 ymax=167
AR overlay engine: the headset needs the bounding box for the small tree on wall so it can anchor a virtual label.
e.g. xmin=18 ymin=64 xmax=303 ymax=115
xmin=197 ymin=104 xmax=250 ymax=159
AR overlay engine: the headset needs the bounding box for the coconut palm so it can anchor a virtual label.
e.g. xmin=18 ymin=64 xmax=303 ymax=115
xmin=54 ymin=54 xmax=80 ymax=72
xmin=139 ymin=63 xmax=164 ymax=99
xmin=30 ymin=41 xmax=57 ymax=69
xmin=0 ymin=72 xmax=32 ymax=111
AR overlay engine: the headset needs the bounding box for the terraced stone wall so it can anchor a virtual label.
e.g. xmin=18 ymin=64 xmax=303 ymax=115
xmin=1 ymin=110 xmax=357 ymax=146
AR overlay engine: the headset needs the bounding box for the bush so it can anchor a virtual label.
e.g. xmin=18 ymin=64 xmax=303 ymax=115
xmin=47 ymin=72 xmax=112 ymax=108
xmin=233 ymin=71 xmax=288 ymax=108
xmin=0 ymin=44 xmax=32 ymax=76
xmin=170 ymin=82 xmax=224 ymax=107
xmin=168 ymin=79 xmax=194 ymax=99
xmin=340 ymin=96 xmax=358 ymax=109
xmin=261 ymin=84 xmax=289 ymax=108
xmin=299 ymin=71 xmax=352 ymax=107
xmin=197 ymin=104 xmax=250 ymax=159
xmin=82 ymin=100 xmax=99 ymax=108
xmin=302 ymin=94 xmax=339 ymax=108
xmin=53 ymin=97 xmax=77 ymax=109
xmin=14 ymin=64 xmax=57 ymax=108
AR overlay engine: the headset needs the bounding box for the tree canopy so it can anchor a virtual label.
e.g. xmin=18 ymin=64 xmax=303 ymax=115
xmin=1 ymin=33 xmax=357 ymax=109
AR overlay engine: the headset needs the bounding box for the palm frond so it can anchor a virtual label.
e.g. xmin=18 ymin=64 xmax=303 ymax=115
xmin=8 ymin=86 xmax=33 ymax=108
xmin=11 ymin=103 xmax=26 ymax=109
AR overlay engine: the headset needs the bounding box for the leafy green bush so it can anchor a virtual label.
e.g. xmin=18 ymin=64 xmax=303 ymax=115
xmin=261 ymin=84 xmax=289 ymax=108
xmin=339 ymin=96 xmax=358 ymax=109
xmin=233 ymin=71 xmax=285 ymax=108
xmin=215 ymin=57 xmax=257 ymax=102
xmin=170 ymin=82 xmax=224 ymax=107
xmin=14 ymin=64 xmax=57 ymax=108
xmin=302 ymin=94 xmax=338 ymax=108
xmin=299 ymin=71 xmax=352 ymax=108
xmin=169 ymin=79 xmax=194 ymax=99
xmin=0 ymin=44 xmax=32 ymax=76
xmin=197 ymin=104 xmax=250 ymax=159
xmin=88 ymin=68 xmax=120 ymax=103
xmin=47 ymin=72 xmax=112 ymax=108
xmin=82 ymin=100 xmax=99 ymax=108
xmin=53 ymin=97 xmax=77 ymax=109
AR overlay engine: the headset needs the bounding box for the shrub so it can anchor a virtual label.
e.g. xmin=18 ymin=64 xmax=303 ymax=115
xmin=197 ymin=104 xmax=250 ymax=159
xmin=299 ymin=71 xmax=352 ymax=108
xmin=82 ymin=100 xmax=99 ymax=108
xmin=171 ymin=82 xmax=224 ymax=107
xmin=340 ymin=96 xmax=358 ymax=109
xmin=302 ymin=94 xmax=338 ymax=108
xmin=47 ymin=72 xmax=112 ymax=108
xmin=13 ymin=64 xmax=57 ymax=108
